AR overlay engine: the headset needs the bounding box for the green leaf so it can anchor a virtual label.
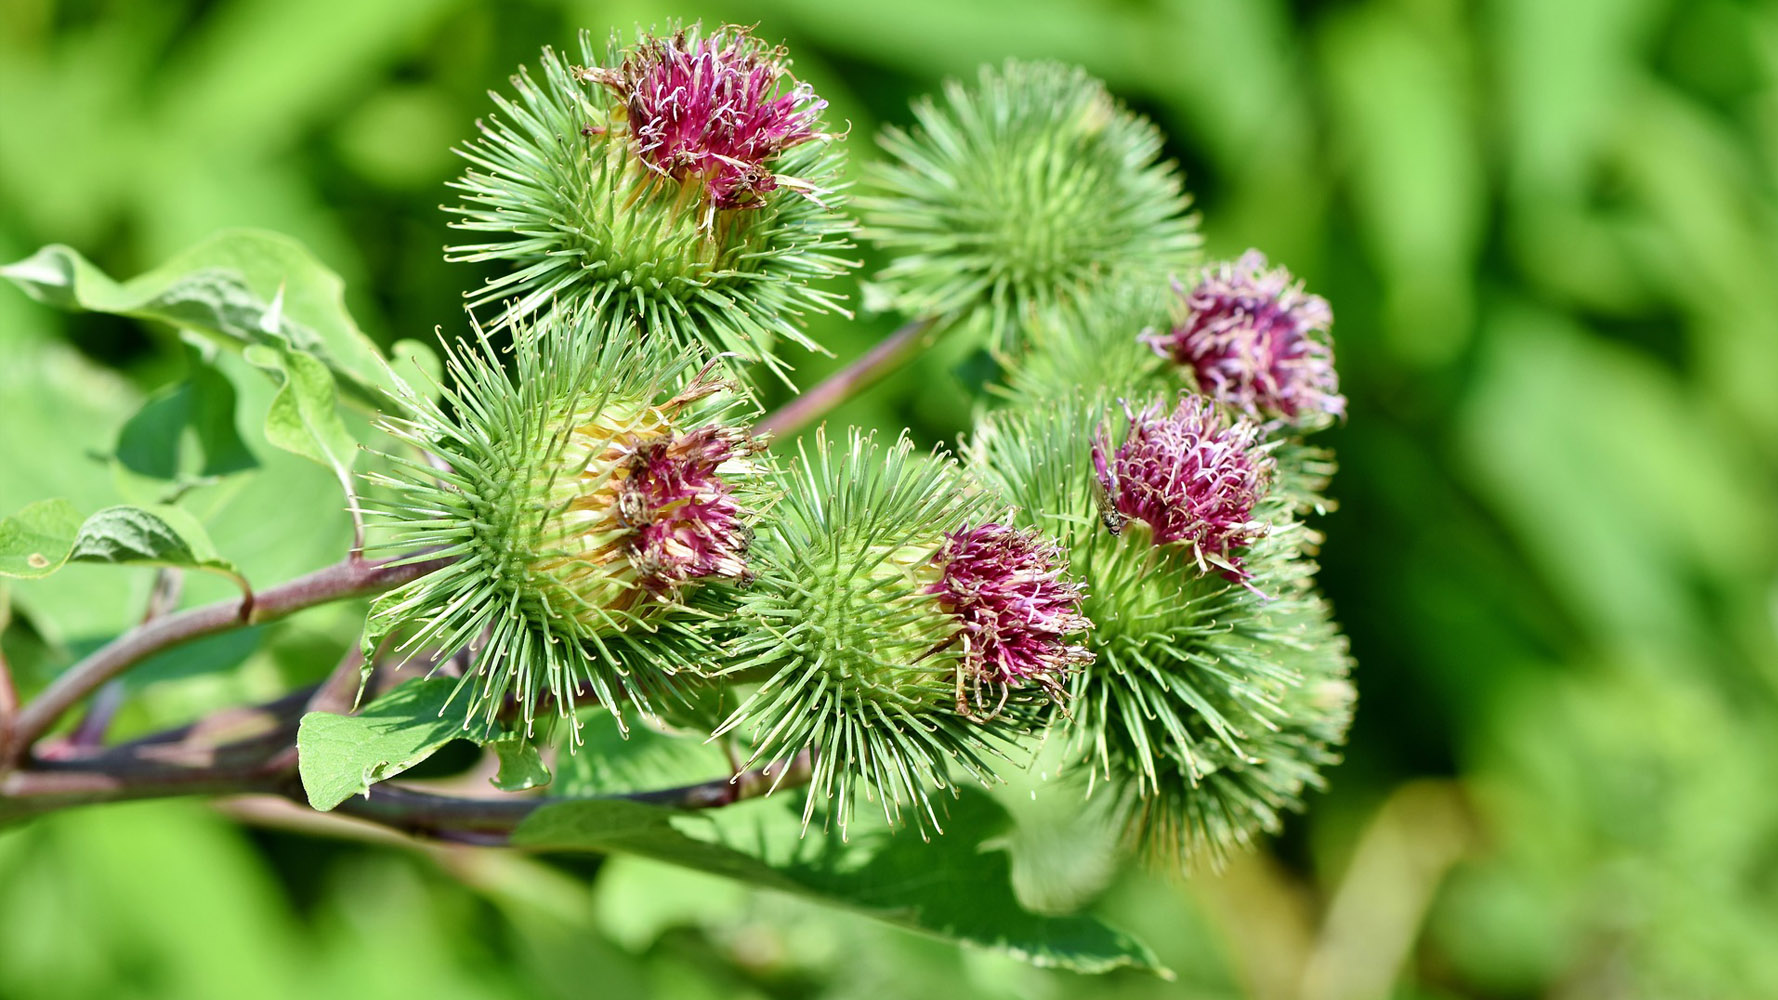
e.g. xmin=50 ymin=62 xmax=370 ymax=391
xmin=67 ymin=505 xmax=244 ymax=584
xmin=297 ymin=677 xmax=468 ymax=811
xmin=0 ymin=499 xmax=83 ymax=579
xmin=0 ymin=229 xmax=395 ymax=409
xmin=0 ymin=502 xmax=245 ymax=590
xmin=555 ymin=711 xmax=732 ymax=797
xmin=513 ymin=788 xmax=1163 ymax=975
xmin=490 ymin=735 xmax=552 ymax=793
xmin=242 ymin=344 xmax=358 ymax=492
xmin=115 ymin=344 xmax=258 ymax=482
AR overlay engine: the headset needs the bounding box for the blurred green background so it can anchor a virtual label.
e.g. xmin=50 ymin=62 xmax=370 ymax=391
xmin=4 ymin=0 xmax=1778 ymax=997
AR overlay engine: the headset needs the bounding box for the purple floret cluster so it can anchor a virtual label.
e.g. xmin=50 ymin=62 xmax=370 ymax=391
xmin=1092 ymin=396 xmax=1274 ymax=580
xmin=1144 ymin=250 xmax=1346 ymax=426
xmin=620 ymin=425 xmax=757 ymax=597
xmin=929 ymin=523 xmax=1093 ymax=698
xmin=591 ymin=26 xmax=827 ymax=210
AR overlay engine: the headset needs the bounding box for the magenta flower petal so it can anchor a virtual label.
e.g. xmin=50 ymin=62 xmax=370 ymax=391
xmin=596 ymin=26 xmax=827 ymax=210
xmin=619 ymin=425 xmax=756 ymax=596
xmin=929 ymin=523 xmax=1093 ymax=692
xmin=1092 ymin=396 xmax=1273 ymax=579
xmin=1144 ymin=250 xmax=1346 ymax=426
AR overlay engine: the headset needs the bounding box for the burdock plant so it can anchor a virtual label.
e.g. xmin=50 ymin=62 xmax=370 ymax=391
xmin=0 ymin=20 xmax=1355 ymax=974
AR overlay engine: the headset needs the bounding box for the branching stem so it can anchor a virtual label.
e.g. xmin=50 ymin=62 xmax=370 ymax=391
xmin=0 ymin=683 xmax=812 ymax=845
xmin=0 ymin=643 xmax=15 ymax=764
xmin=1 ymin=554 xmax=453 ymax=768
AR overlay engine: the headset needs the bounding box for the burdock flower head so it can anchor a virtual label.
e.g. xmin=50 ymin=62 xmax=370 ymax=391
xmin=928 ymin=523 xmax=1093 ymax=714
xmin=967 ymin=395 xmax=1353 ymax=864
xmin=616 ymin=426 xmax=755 ymax=594
xmin=1092 ymin=395 xmax=1274 ymax=579
xmin=586 ymin=25 xmax=830 ymax=211
xmin=713 ymin=431 xmax=1092 ymax=834
xmin=448 ymin=24 xmax=856 ymax=377
xmin=536 ymin=404 xmax=756 ymax=610
xmin=1144 ymin=250 xmax=1346 ymax=428
xmin=366 ymin=308 xmax=769 ymax=736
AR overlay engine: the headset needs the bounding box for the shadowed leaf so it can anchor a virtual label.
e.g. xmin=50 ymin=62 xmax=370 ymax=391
xmin=514 ymin=788 xmax=1164 ymax=975
xmin=298 ymin=677 xmax=468 ymax=811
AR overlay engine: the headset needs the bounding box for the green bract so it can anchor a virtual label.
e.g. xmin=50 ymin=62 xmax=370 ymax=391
xmin=446 ymin=29 xmax=858 ymax=380
xmin=994 ymin=287 xmax=1173 ymax=404
xmin=711 ymin=430 xmax=1042 ymax=835
xmin=966 ymin=393 xmax=1354 ymax=862
xmin=363 ymin=308 xmax=770 ymax=738
xmin=859 ymin=60 xmax=1201 ymax=355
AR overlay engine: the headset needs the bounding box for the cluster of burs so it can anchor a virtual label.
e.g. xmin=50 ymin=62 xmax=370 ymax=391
xmin=374 ymin=22 xmax=1355 ymax=863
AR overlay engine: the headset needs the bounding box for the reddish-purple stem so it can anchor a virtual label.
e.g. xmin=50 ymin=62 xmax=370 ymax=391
xmin=756 ymin=318 xmax=934 ymax=440
xmin=0 ymin=645 xmax=16 ymax=763
xmin=1 ymin=554 xmax=452 ymax=769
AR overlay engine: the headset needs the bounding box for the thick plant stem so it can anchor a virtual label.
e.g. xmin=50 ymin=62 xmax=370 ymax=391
xmin=0 ymin=645 xmax=15 ymax=764
xmin=0 ymin=709 xmax=811 ymax=840
xmin=2 ymin=554 xmax=453 ymax=768
xmin=326 ymin=752 xmax=813 ymax=840
xmin=757 ymin=317 xmax=935 ymax=440
xmin=0 ymin=745 xmax=293 ymax=823
xmin=63 ymin=570 xmax=183 ymax=752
